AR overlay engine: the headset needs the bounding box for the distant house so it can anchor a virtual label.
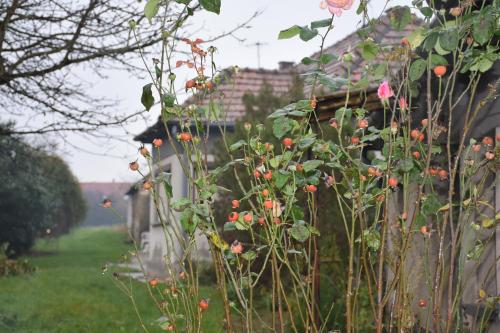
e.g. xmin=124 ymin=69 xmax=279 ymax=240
xmin=80 ymin=182 xmax=131 ymax=227
xmin=127 ymin=64 xmax=297 ymax=275
xmin=125 ymin=185 xmax=150 ymax=247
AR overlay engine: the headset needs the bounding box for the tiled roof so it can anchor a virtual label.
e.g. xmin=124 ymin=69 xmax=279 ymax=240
xmin=184 ymin=64 xmax=297 ymax=123
xmin=135 ymin=11 xmax=424 ymax=142
xmin=134 ymin=65 xmax=296 ymax=142
xmin=296 ymin=11 xmax=423 ymax=93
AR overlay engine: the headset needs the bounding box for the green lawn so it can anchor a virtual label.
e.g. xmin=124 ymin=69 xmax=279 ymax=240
xmin=0 ymin=227 xmax=223 ymax=333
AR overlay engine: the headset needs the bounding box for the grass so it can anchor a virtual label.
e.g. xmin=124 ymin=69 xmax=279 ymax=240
xmin=0 ymin=226 xmax=224 ymax=333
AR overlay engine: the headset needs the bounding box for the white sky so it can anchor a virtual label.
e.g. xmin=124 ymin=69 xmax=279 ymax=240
xmin=34 ymin=0 xmax=411 ymax=183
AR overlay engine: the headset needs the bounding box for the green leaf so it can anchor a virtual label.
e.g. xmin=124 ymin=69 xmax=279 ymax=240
xmin=290 ymin=205 xmax=304 ymax=222
xmin=278 ymin=25 xmax=301 ymax=39
xmin=481 ymin=218 xmax=496 ymax=229
xmin=361 ymin=131 xmax=380 ymax=142
xmin=419 ymin=7 xmax=433 ymax=18
xmin=273 ymin=117 xmax=293 ymax=139
xmin=421 ymin=193 xmax=441 ymax=216
xmin=358 ymin=40 xmax=379 ymax=61
xmin=171 ymin=197 xmax=192 ymax=212
xmin=159 ymin=319 xmax=174 ymax=330
xmin=414 ymin=213 xmax=426 ymax=228
xmin=298 ymin=136 xmax=316 ymax=150
xmin=320 ymin=54 xmax=336 ymax=64
xmin=434 ymin=39 xmax=450 ymax=55
xmin=362 ymin=229 xmax=380 ymax=251
xmin=141 ymin=83 xmax=155 ymax=111
xmin=407 ymin=27 xmax=426 ymax=49
xmin=289 ymin=224 xmax=310 ymax=242
xmin=156 ymin=172 xmax=173 ymax=199
xmin=208 ymin=100 xmax=221 ymax=120
xmin=409 ymin=59 xmax=426 ymax=81
xmin=273 ymin=172 xmax=290 ymax=189
xmin=315 ymin=73 xmax=348 ymax=91
xmin=162 ymin=94 xmax=175 ymax=108
xmin=155 ymin=65 xmax=161 ymax=79
xmin=229 ymin=140 xmax=247 ymax=151
xmin=423 ymin=32 xmax=438 ymax=52
xmin=356 ymin=0 xmax=366 ymax=14
xmin=303 ymin=160 xmax=323 ymax=172
xmin=223 ymin=222 xmax=237 ymax=232
xmin=335 ymin=107 xmax=352 ymax=125
xmin=398 ymin=158 xmax=414 ymax=172
xmin=472 ymin=12 xmax=494 ymax=45
xmin=431 ymin=145 xmax=442 ymax=155
xmin=307 ymin=225 xmax=321 ymax=236
xmin=467 ymin=240 xmax=485 ymax=261
xmin=144 ymin=0 xmax=160 ymax=23
xmin=241 ymin=251 xmax=257 ymax=261
xmin=299 ymin=26 xmax=318 ymax=42
xmin=235 ymin=220 xmax=249 ymax=231
xmin=390 ymin=6 xmax=412 ymax=31
xmin=301 ymin=57 xmax=317 ymax=65
xmin=180 ymin=209 xmax=197 ymax=234
xmin=269 ymin=156 xmax=281 ymax=168
xmin=429 ymin=54 xmax=448 ymax=67
xmin=310 ymin=18 xmax=332 ymax=29
xmin=477 ymin=57 xmax=495 ymax=73
xmin=199 ymin=0 xmax=221 ymax=14
xmin=288 ymin=110 xmax=307 ymax=117
xmin=352 ymin=77 xmax=370 ymax=90
xmin=192 ymin=203 xmax=210 ymax=217
xmin=268 ymin=103 xmax=297 ymax=119
xmin=439 ymin=28 xmax=459 ymax=51
xmin=372 ymin=64 xmax=386 ymax=80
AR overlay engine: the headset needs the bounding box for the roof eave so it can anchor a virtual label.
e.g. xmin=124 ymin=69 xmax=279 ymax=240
xmin=315 ymin=87 xmax=382 ymax=122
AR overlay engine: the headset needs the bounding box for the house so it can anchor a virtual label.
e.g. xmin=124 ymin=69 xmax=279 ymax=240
xmin=125 ymin=185 xmax=150 ymax=247
xmin=126 ymin=64 xmax=297 ymax=276
xmin=80 ymin=182 xmax=131 ymax=227
xmin=126 ymin=9 xmax=499 ymax=330
xmin=126 ymin=11 xmax=421 ymax=276
xmin=306 ymin=12 xmax=500 ymax=332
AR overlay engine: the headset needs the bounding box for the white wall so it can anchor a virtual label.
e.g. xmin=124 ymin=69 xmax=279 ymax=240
xmin=146 ymin=154 xmax=211 ymax=275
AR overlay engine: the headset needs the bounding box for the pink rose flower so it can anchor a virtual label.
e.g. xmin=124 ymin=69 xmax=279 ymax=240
xmin=377 ymin=81 xmax=394 ymax=101
xmin=320 ymin=0 xmax=354 ymax=16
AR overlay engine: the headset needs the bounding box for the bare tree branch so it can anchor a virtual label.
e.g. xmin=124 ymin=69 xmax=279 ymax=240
xmin=0 ymin=1 xmax=258 ymax=137
xmin=0 ymin=0 xmax=191 ymax=135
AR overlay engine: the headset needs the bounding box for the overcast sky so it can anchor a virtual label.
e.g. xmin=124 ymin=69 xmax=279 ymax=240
xmin=40 ymin=0 xmax=410 ymax=183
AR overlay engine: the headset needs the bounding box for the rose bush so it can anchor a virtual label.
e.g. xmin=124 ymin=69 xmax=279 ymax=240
xmin=109 ymin=0 xmax=499 ymax=332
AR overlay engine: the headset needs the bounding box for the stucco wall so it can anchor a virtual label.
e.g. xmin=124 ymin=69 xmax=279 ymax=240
xmin=145 ymin=153 xmax=212 ymax=276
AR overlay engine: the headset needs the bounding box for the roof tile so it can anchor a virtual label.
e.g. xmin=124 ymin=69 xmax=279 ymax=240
xmin=135 ymin=12 xmax=423 ymax=142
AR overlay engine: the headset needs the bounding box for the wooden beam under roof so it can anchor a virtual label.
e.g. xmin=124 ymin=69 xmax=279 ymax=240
xmin=314 ymin=88 xmax=383 ymax=122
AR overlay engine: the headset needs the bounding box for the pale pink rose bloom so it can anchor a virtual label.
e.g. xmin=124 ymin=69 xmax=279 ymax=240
xmin=324 ymin=0 xmax=354 ymax=16
xmin=377 ymin=81 xmax=394 ymax=101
